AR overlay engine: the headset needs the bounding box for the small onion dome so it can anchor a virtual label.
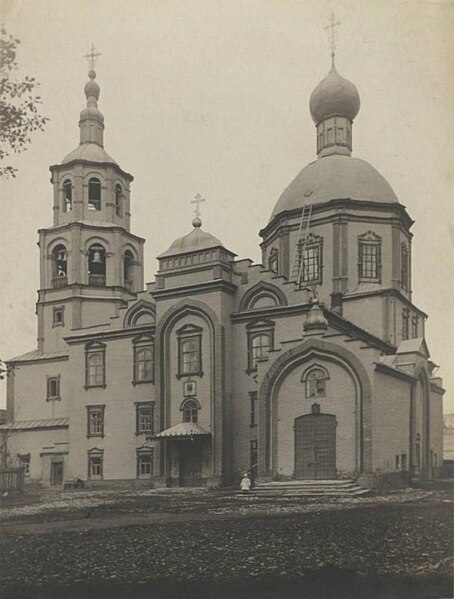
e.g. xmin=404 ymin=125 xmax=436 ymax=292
xmin=84 ymin=69 xmax=100 ymax=100
xmin=303 ymin=298 xmax=328 ymax=333
xmin=309 ymin=67 xmax=360 ymax=125
xmin=159 ymin=219 xmax=224 ymax=258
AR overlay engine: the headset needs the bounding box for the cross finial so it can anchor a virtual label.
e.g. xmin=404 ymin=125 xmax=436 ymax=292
xmin=191 ymin=193 xmax=206 ymax=220
xmin=84 ymin=43 xmax=102 ymax=71
xmin=325 ymin=12 xmax=341 ymax=68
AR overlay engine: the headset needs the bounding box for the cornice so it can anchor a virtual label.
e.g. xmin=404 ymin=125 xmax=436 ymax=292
xmin=374 ymin=362 xmax=417 ymax=383
xmin=151 ymin=279 xmax=237 ymax=300
xmin=38 ymin=221 xmax=145 ymax=243
xmin=64 ymin=324 xmax=155 ymax=344
xmin=49 ymin=160 xmax=133 ymax=181
xmin=260 ymin=199 xmax=414 ymax=240
xmin=342 ymin=287 xmax=427 ymax=317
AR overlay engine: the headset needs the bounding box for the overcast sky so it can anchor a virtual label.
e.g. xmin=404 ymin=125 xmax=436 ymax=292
xmin=0 ymin=0 xmax=453 ymax=411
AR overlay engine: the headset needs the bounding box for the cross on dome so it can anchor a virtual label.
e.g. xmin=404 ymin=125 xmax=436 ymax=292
xmin=84 ymin=43 xmax=102 ymax=71
xmin=191 ymin=193 xmax=206 ymax=228
xmin=324 ymin=12 xmax=341 ymax=68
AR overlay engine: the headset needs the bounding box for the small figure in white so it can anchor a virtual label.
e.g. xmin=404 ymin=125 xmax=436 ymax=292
xmin=240 ymin=472 xmax=251 ymax=494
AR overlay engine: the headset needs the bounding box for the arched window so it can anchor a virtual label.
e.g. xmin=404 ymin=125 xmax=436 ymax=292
xmin=182 ymin=399 xmax=199 ymax=423
xmin=115 ymin=184 xmax=123 ymax=217
xmin=249 ymin=334 xmax=271 ymax=370
xmin=123 ymin=250 xmax=134 ymax=290
xmin=63 ymin=180 xmax=72 ymax=212
xmin=52 ymin=244 xmax=67 ymax=287
xmin=88 ymin=178 xmax=101 ymax=211
xmin=88 ymin=244 xmax=106 ymax=286
xmin=302 ymin=366 xmax=329 ymax=399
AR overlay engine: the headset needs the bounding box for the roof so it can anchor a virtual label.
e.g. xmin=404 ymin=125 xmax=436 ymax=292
xmin=309 ymin=66 xmax=360 ymax=125
xmin=159 ymin=226 xmax=224 ymax=258
xmin=62 ymin=142 xmax=117 ymax=165
xmin=0 ymin=418 xmax=69 ymax=431
xmin=153 ymin=422 xmax=211 ymax=438
xmin=270 ymin=154 xmax=399 ymax=221
xmin=7 ymin=349 xmax=68 ymax=363
xmin=396 ymin=338 xmax=430 ymax=358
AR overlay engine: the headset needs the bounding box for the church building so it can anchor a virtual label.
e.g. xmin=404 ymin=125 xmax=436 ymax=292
xmin=1 ymin=55 xmax=444 ymax=489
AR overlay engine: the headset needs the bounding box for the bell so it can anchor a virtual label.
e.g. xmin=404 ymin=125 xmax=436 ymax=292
xmin=57 ymin=251 xmax=66 ymax=262
xmin=92 ymin=250 xmax=102 ymax=264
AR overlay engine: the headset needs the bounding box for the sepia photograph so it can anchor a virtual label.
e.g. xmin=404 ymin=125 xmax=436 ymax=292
xmin=0 ymin=1 xmax=453 ymax=598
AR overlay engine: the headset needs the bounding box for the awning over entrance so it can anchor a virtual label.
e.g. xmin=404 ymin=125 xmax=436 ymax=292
xmin=152 ymin=422 xmax=211 ymax=440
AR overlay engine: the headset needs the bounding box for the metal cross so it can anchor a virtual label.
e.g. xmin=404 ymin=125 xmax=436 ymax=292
xmin=84 ymin=43 xmax=102 ymax=70
xmin=191 ymin=193 xmax=206 ymax=219
xmin=325 ymin=12 xmax=341 ymax=66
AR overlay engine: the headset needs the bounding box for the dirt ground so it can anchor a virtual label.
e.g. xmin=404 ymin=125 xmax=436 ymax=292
xmin=0 ymin=487 xmax=453 ymax=599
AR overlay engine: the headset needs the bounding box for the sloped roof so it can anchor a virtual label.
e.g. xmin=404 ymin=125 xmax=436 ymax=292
xmin=396 ymin=338 xmax=429 ymax=358
xmin=153 ymin=422 xmax=210 ymax=438
xmin=0 ymin=418 xmax=69 ymax=431
xmin=7 ymin=349 xmax=68 ymax=363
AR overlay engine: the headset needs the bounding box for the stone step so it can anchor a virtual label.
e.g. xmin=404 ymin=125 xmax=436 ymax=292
xmin=244 ymin=479 xmax=370 ymax=498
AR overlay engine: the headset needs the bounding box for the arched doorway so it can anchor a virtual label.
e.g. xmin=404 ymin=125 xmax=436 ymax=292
xmin=294 ymin=404 xmax=336 ymax=479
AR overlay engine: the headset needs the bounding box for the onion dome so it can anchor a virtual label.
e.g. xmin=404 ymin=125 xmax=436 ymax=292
xmin=303 ymin=298 xmax=328 ymax=334
xmin=270 ymin=154 xmax=399 ymax=219
xmin=310 ymin=66 xmax=360 ymax=125
xmin=159 ymin=217 xmax=224 ymax=258
xmin=61 ymin=68 xmax=117 ymax=165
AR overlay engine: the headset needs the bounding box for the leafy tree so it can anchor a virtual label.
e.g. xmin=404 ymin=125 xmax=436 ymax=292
xmin=0 ymin=26 xmax=48 ymax=178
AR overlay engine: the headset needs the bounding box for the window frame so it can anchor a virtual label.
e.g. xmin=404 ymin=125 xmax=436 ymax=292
xmin=85 ymin=342 xmax=106 ymax=389
xmin=249 ymin=391 xmax=257 ymax=428
xmin=177 ymin=325 xmax=203 ymax=378
xmin=87 ymin=449 xmax=104 ymax=479
xmin=246 ymin=320 xmax=275 ymax=374
xmin=86 ymin=405 xmax=106 ymax=438
xmin=301 ymin=365 xmax=329 ymax=400
xmin=115 ymin=183 xmax=123 ymax=217
xmin=133 ymin=337 xmax=154 ymax=385
xmin=402 ymin=309 xmax=410 ymax=341
xmin=52 ymin=306 xmax=65 ymax=327
xmin=18 ymin=453 xmax=31 ymax=477
xmin=62 ymin=179 xmax=72 ymax=212
xmin=46 ymin=375 xmax=61 ymax=401
xmin=358 ymin=231 xmax=382 ymax=283
xmin=135 ymin=402 xmax=155 ymax=435
xmin=181 ymin=398 xmax=199 ymax=423
xmin=411 ymin=315 xmax=419 ymax=339
xmin=301 ymin=239 xmax=323 ymax=286
xmin=268 ymin=248 xmax=279 ymax=274
xmin=136 ymin=448 xmax=154 ymax=478
xmin=400 ymin=243 xmax=409 ymax=291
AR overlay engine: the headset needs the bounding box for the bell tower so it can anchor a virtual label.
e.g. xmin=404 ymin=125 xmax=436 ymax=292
xmin=36 ymin=55 xmax=145 ymax=353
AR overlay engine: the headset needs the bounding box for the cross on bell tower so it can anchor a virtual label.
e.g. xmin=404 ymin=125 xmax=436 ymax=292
xmin=191 ymin=193 xmax=206 ymax=228
xmin=84 ymin=43 xmax=102 ymax=71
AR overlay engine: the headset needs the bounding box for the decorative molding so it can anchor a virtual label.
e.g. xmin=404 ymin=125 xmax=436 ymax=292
xmin=239 ymin=281 xmax=288 ymax=312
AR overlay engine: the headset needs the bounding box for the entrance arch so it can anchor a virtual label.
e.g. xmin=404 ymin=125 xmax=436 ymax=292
xmin=257 ymin=338 xmax=372 ymax=481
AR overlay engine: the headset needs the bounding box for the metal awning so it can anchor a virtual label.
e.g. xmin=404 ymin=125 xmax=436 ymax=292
xmin=151 ymin=422 xmax=211 ymax=439
xmin=0 ymin=418 xmax=69 ymax=431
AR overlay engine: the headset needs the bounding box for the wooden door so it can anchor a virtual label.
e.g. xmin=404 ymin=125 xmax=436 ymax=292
xmin=294 ymin=413 xmax=336 ymax=480
xmin=179 ymin=441 xmax=202 ymax=487
xmin=50 ymin=461 xmax=63 ymax=486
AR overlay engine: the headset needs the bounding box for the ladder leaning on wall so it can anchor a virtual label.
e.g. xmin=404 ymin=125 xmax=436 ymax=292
xmin=289 ymin=203 xmax=313 ymax=288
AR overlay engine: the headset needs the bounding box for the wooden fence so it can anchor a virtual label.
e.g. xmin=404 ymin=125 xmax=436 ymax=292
xmin=0 ymin=468 xmax=25 ymax=493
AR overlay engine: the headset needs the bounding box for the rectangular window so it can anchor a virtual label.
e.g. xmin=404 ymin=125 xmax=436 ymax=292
xmin=250 ymin=439 xmax=258 ymax=473
xmin=88 ymin=453 xmax=103 ymax=479
xmin=85 ymin=344 xmax=106 ymax=388
xmin=359 ymin=243 xmax=380 ymax=280
xmin=136 ymin=403 xmax=154 ymax=435
xmin=411 ymin=316 xmax=418 ymax=338
xmin=249 ymin=391 xmax=257 ymax=427
xmin=395 ymin=455 xmax=400 ymax=471
xmin=19 ymin=454 xmax=30 ymax=476
xmin=401 ymin=245 xmax=409 ymax=291
xmin=249 ymin=333 xmax=271 ymax=371
xmin=402 ymin=310 xmax=409 ymax=340
xmin=46 ymin=376 xmax=60 ymax=401
xmin=302 ymin=245 xmax=321 ymax=283
xmin=87 ymin=406 xmax=105 ymax=437
xmin=137 ymin=450 xmax=154 ymax=477
xmin=134 ymin=345 xmax=154 ymax=383
xmin=52 ymin=307 xmax=64 ymax=327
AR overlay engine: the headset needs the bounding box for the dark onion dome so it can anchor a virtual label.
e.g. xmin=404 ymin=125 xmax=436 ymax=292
xmin=270 ymin=154 xmax=399 ymax=220
xmin=309 ymin=66 xmax=360 ymax=125
xmin=159 ymin=218 xmax=224 ymax=257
